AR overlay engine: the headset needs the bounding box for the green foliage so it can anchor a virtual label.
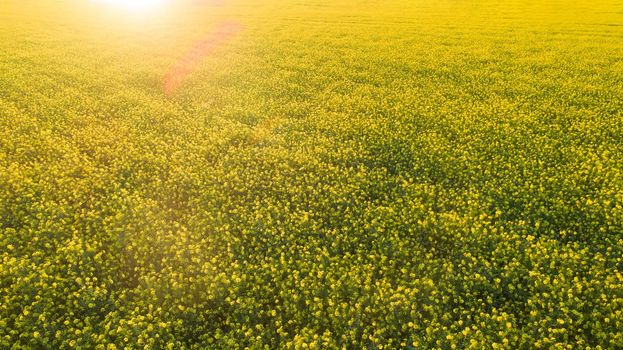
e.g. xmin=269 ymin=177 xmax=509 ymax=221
xmin=1 ymin=0 xmax=622 ymax=348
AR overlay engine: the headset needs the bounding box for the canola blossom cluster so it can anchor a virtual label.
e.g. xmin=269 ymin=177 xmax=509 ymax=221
xmin=1 ymin=0 xmax=622 ymax=348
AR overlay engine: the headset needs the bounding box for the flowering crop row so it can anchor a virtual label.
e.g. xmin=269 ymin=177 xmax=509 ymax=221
xmin=1 ymin=0 xmax=622 ymax=348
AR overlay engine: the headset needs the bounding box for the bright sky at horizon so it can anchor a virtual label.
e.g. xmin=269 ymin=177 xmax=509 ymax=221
xmin=91 ymin=0 xmax=169 ymax=12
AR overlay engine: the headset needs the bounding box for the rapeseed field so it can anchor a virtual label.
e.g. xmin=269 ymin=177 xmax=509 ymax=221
xmin=1 ymin=0 xmax=622 ymax=348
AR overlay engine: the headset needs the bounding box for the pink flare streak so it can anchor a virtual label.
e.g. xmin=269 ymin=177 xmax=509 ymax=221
xmin=163 ymin=21 xmax=242 ymax=96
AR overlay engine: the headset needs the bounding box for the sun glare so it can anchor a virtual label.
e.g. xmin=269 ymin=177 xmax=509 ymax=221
xmin=91 ymin=0 xmax=168 ymax=12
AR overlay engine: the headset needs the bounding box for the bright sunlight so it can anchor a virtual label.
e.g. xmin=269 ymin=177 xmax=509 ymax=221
xmin=91 ymin=0 xmax=168 ymax=12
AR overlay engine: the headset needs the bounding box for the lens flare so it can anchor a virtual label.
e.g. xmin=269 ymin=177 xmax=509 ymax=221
xmin=163 ymin=21 xmax=242 ymax=97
